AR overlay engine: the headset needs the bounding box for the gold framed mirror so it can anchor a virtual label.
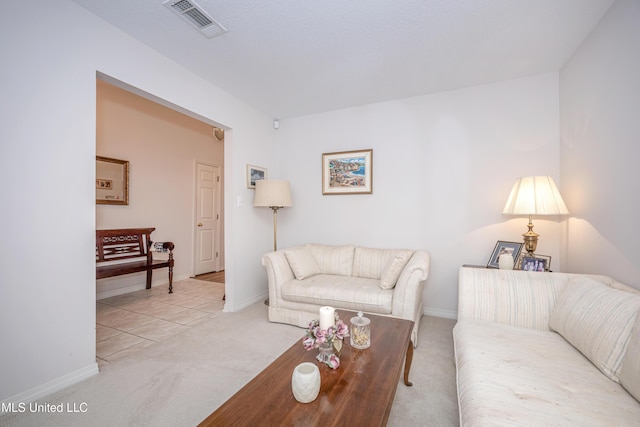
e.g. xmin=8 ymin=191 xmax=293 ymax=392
xmin=96 ymin=156 xmax=129 ymax=205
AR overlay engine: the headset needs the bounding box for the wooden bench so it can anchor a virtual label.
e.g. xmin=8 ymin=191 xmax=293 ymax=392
xmin=96 ymin=228 xmax=175 ymax=293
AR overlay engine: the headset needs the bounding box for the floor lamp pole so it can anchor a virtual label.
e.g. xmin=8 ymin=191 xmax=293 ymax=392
xmin=270 ymin=206 xmax=282 ymax=252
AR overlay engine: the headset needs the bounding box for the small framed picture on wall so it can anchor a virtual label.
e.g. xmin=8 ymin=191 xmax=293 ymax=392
xmin=246 ymin=164 xmax=267 ymax=189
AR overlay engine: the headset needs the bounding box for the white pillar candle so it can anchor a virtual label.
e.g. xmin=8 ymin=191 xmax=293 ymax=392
xmin=499 ymin=253 xmax=514 ymax=270
xmin=319 ymin=306 xmax=335 ymax=330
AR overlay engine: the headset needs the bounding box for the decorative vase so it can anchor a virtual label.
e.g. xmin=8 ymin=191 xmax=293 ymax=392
xmin=499 ymin=253 xmax=514 ymax=270
xmin=291 ymin=362 xmax=321 ymax=403
xmin=316 ymin=341 xmax=334 ymax=364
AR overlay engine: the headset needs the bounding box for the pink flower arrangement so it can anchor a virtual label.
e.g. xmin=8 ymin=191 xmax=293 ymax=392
xmin=302 ymin=314 xmax=349 ymax=369
xmin=326 ymin=354 xmax=340 ymax=369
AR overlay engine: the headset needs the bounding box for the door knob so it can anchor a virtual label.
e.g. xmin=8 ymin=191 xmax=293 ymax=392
xmin=197 ymin=223 xmax=203 ymax=227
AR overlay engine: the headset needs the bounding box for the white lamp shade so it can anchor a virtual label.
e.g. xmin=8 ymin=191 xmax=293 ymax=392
xmin=503 ymin=176 xmax=569 ymax=216
xmin=253 ymin=180 xmax=293 ymax=207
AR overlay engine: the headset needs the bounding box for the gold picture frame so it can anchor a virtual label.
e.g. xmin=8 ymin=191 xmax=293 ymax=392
xmin=96 ymin=156 xmax=129 ymax=205
xmin=322 ymin=149 xmax=373 ymax=195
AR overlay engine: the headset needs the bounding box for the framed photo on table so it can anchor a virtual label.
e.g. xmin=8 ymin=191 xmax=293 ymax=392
xmin=487 ymin=241 xmax=523 ymax=269
xmin=520 ymin=254 xmax=551 ymax=272
xmin=322 ymin=149 xmax=372 ymax=195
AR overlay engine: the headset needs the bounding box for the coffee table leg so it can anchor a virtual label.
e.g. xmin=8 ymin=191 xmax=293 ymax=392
xmin=404 ymin=340 xmax=414 ymax=386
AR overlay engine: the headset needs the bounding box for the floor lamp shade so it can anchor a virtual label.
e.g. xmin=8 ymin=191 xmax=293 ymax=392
xmin=503 ymin=176 xmax=569 ymax=255
xmin=253 ymin=180 xmax=292 ymax=252
xmin=253 ymin=180 xmax=292 ymax=208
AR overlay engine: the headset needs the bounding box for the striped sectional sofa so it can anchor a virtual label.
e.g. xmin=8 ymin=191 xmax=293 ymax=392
xmin=262 ymin=243 xmax=430 ymax=346
xmin=454 ymin=267 xmax=640 ymax=426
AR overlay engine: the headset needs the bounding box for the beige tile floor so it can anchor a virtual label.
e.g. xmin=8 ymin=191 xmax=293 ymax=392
xmin=96 ymin=279 xmax=225 ymax=369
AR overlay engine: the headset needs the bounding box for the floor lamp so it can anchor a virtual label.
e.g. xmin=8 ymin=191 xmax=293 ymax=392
xmin=503 ymin=176 xmax=569 ymax=256
xmin=253 ymin=180 xmax=293 ymax=252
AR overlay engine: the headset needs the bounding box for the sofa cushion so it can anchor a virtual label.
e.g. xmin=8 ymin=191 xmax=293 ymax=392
xmin=454 ymin=320 xmax=640 ymax=426
xmin=620 ymin=313 xmax=640 ymax=402
xmin=280 ymin=274 xmax=393 ymax=314
xmin=352 ymin=246 xmax=413 ymax=281
xmin=457 ymin=268 xmax=567 ymax=331
xmin=284 ymin=246 xmax=320 ymax=280
xmin=550 ymin=277 xmax=640 ymax=383
xmin=352 ymin=247 xmax=392 ymax=279
xmin=306 ymin=243 xmax=354 ymax=276
xmin=380 ymin=250 xmax=413 ymax=289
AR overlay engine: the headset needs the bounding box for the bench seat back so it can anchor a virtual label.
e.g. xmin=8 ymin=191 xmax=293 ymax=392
xmin=96 ymin=228 xmax=155 ymax=264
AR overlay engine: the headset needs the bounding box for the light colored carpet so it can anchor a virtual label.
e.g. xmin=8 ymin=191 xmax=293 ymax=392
xmin=1 ymin=300 xmax=459 ymax=426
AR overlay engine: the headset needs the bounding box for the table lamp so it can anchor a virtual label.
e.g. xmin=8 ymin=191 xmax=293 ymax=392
xmin=502 ymin=176 xmax=569 ymax=255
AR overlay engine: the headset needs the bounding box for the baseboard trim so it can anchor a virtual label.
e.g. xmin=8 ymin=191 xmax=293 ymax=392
xmin=423 ymin=307 xmax=457 ymax=320
xmin=96 ymin=273 xmax=191 ymax=300
xmin=1 ymin=363 xmax=99 ymax=414
xmin=224 ymin=292 xmax=269 ymax=313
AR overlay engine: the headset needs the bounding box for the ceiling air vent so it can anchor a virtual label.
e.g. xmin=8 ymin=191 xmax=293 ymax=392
xmin=163 ymin=0 xmax=228 ymax=39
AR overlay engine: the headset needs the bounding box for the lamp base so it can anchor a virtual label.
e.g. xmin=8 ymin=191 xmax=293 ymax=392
xmin=522 ymin=217 xmax=539 ymax=255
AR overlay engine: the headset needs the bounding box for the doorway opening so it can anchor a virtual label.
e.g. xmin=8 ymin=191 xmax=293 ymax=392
xmin=95 ymin=73 xmax=226 ymax=299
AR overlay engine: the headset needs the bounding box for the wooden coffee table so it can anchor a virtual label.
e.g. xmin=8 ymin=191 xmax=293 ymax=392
xmin=198 ymin=310 xmax=414 ymax=426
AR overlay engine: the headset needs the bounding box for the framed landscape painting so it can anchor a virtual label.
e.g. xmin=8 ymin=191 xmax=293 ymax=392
xmin=322 ymin=149 xmax=373 ymax=195
xmin=246 ymin=164 xmax=267 ymax=189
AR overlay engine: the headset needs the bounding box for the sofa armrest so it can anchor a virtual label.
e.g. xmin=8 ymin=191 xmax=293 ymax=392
xmin=262 ymin=249 xmax=296 ymax=308
xmin=457 ymin=267 xmax=614 ymax=331
xmin=392 ymin=250 xmax=430 ymax=320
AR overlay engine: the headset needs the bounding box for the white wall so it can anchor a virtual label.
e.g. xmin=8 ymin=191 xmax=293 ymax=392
xmin=275 ymin=73 xmax=563 ymax=317
xmin=0 ymin=0 xmax=276 ymax=404
xmin=560 ymin=0 xmax=640 ymax=288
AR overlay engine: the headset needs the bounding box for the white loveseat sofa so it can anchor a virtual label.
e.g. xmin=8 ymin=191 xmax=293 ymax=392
xmin=262 ymin=243 xmax=430 ymax=346
xmin=454 ymin=267 xmax=640 ymax=426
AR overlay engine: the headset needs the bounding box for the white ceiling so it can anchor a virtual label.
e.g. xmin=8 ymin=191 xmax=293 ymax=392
xmin=73 ymin=0 xmax=613 ymax=119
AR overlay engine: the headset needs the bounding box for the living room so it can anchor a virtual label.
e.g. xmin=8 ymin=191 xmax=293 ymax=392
xmin=1 ymin=0 xmax=638 ymax=423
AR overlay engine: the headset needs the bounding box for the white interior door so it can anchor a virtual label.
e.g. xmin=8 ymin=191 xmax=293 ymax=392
xmin=195 ymin=162 xmax=220 ymax=275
